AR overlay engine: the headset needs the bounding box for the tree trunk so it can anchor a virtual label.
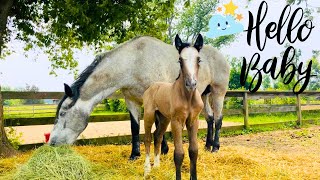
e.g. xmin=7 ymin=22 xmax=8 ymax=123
xmin=0 ymin=85 xmax=17 ymax=158
xmin=0 ymin=0 xmax=14 ymax=56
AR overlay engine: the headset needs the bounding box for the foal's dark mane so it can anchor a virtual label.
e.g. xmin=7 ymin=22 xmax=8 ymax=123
xmin=56 ymin=53 xmax=107 ymax=117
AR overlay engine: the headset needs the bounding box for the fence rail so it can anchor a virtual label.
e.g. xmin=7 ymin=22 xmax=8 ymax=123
xmin=1 ymin=90 xmax=320 ymax=148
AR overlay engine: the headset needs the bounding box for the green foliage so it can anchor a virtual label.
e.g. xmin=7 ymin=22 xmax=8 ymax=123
xmin=225 ymin=97 xmax=242 ymax=109
xmin=228 ymin=57 xmax=252 ymax=90
xmin=102 ymin=99 xmax=111 ymax=111
xmin=1 ymin=0 xmax=175 ymax=74
xmin=175 ymin=0 xmax=218 ymax=42
xmin=5 ymin=127 xmax=23 ymax=150
xmin=108 ymin=99 xmax=128 ymax=113
xmin=262 ymin=76 xmax=271 ymax=90
xmin=308 ymin=55 xmax=320 ymax=90
xmin=205 ymin=34 xmax=237 ymax=49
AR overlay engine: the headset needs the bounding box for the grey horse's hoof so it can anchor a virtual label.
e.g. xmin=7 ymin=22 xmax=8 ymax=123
xmin=129 ymin=152 xmax=141 ymax=160
xmin=212 ymin=147 xmax=219 ymax=153
xmin=161 ymin=144 xmax=169 ymax=155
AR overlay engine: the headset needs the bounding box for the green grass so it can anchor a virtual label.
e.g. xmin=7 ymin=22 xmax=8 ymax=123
xmin=3 ymin=104 xmax=127 ymax=119
xmin=223 ymin=110 xmax=320 ymax=124
xmin=4 ymin=104 xmax=320 ymax=127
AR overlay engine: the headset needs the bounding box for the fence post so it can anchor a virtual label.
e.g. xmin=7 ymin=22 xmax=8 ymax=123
xmin=243 ymin=92 xmax=249 ymax=129
xmin=296 ymin=94 xmax=302 ymax=126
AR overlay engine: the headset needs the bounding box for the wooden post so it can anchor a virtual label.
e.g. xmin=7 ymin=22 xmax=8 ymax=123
xmin=243 ymin=92 xmax=249 ymax=129
xmin=296 ymin=94 xmax=302 ymax=126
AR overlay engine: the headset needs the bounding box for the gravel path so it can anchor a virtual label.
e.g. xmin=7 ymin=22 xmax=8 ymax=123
xmin=6 ymin=120 xmax=241 ymax=144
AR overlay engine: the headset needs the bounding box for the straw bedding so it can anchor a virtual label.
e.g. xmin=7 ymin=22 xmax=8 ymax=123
xmin=0 ymin=127 xmax=319 ymax=179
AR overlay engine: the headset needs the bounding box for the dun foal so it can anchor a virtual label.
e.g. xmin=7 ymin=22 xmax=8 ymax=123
xmin=143 ymin=34 xmax=204 ymax=179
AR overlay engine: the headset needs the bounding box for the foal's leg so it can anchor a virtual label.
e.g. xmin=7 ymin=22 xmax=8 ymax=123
xmin=171 ymin=120 xmax=184 ymax=180
xmin=144 ymin=111 xmax=155 ymax=177
xmin=211 ymin=85 xmax=227 ymax=152
xmin=153 ymin=112 xmax=170 ymax=167
xmin=155 ymin=113 xmax=169 ymax=155
xmin=125 ymin=99 xmax=142 ymax=160
xmin=187 ymin=118 xmax=199 ymax=180
xmin=201 ymin=93 xmax=214 ymax=151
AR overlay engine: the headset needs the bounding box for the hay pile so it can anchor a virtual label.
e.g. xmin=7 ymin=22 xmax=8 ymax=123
xmin=14 ymin=145 xmax=95 ymax=180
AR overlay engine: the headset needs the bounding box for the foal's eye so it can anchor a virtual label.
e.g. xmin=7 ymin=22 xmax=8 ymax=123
xmin=60 ymin=112 xmax=66 ymax=117
xmin=217 ymin=23 xmax=220 ymax=27
xmin=226 ymin=21 xmax=228 ymax=25
xmin=197 ymin=57 xmax=202 ymax=63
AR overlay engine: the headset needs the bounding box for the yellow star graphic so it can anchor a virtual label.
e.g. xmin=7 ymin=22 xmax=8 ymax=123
xmin=224 ymin=0 xmax=238 ymax=16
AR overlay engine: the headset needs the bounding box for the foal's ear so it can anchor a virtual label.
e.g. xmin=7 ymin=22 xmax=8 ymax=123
xmin=194 ymin=34 xmax=203 ymax=51
xmin=64 ymin=83 xmax=73 ymax=97
xmin=175 ymin=34 xmax=183 ymax=51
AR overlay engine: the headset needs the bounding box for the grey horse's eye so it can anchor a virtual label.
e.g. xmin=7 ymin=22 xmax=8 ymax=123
xmin=60 ymin=112 xmax=66 ymax=117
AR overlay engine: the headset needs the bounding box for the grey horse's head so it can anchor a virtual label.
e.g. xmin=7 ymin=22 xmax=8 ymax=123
xmin=175 ymin=34 xmax=203 ymax=91
xmin=49 ymin=55 xmax=103 ymax=146
xmin=48 ymin=83 xmax=90 ymax=145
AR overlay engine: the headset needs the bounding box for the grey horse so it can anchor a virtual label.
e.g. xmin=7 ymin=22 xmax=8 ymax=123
xmin=49 ymin=35 xmax=230 ymax=160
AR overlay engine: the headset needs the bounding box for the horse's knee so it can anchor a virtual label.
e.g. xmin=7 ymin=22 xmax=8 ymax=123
xmin=144 ymin=134 xmax=151 ymax=143
xmin=215 ymin=116 xmax=223 ymax=130
xmin=188 ymin=146 xmax=198 ymax=160
xmin=174 ymin=150 xmax=184 ymax=167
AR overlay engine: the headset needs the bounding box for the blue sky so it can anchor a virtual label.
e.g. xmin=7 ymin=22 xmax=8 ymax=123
xmin=0 ymin=0 xmax=319 ymax=91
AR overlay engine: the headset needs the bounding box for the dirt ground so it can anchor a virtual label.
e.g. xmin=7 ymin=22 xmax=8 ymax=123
xmin=7 ymin=120 xmax=241 ymax=144
xmin=221 ymin=126 xmax=320 ymax=156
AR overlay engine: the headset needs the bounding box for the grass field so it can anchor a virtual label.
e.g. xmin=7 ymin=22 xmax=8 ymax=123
xmin=224 ymin=110 xmax=320 ymax=124
xmin=2 ymin=104 xmax=126 ymax=118
xmin=1 ymin=126 xmax=319 ymax=179
xmin=3 ymin=104 xmax=320 ymax=125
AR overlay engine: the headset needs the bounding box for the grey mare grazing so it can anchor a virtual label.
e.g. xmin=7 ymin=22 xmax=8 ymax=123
xmin=49 ymin=36 xmax=230 ymax=160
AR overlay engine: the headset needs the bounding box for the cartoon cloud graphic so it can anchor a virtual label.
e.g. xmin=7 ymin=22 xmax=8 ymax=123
xmin=206 ymin=15 xmax=244 ymax=38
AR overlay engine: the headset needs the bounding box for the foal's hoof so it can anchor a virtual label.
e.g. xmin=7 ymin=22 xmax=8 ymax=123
xmin=129 ymin=153 xmax=141 ymax=161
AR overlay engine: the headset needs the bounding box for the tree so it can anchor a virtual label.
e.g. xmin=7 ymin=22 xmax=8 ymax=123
xmin=0 ymin=0 xmax=174 ymax=74
xmin=171 ymin=0 xmax=236 ymax=48
xmin=0 ymin=0 xmax=174 ymax=157
xmin=262 ymin=76 xmax=271 ymax=90
xmin=228 ymin=57 xmax=252 ymax=90
xmin=0 ymin=86 xmax=17 ymax=157
xmin=308 ymin=51 xmax=320 ymax=90
xmin=24 ymin=84 xmax=44 ymax=104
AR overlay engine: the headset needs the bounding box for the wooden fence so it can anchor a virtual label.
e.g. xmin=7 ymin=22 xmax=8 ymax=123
xmin=1 ymin=90 xmax=320 ymax=149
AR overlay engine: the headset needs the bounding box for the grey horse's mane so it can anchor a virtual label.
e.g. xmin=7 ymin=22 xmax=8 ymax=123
xmin=56 ymin=52 xmax=107 ymax=117
xmin=55 ymin=36 xmax=178 ymax=117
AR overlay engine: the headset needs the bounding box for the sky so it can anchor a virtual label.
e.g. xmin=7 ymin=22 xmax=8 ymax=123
xmin=0 ymin=0 xmax=319 ymax=92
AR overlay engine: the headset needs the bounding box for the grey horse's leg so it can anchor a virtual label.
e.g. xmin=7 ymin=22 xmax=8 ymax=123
xmin=201 ymin=85 xmax=214 ymax=151
xmin=154 ymin=112 xmax=169 ymax=155
xmin=126 ymin=99 xmax=142 ymax=160
xmin=211 ymin=85 xmax=227 ymax=152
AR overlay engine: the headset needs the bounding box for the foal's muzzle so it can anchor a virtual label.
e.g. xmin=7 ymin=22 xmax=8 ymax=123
xmin=185 ymin=79 xmax=197 ymax=91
